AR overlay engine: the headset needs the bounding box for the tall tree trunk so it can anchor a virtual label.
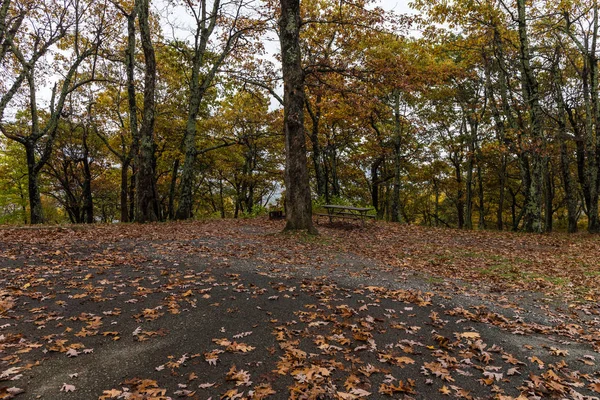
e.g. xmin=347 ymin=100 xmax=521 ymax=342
xmin=25 ymin=142 xmax=44 ymax=224
xmin=176 ymin=0 xmax=244 ymax=220
xmin=517 ymin=0 xmax=544 ymax=233
xmin=552 ymin=54 xmax=579 ymax=232
xmin=434 ymin=178 xmax=440 ymax=227
xmin=175 ymin=65 xmax=203 ymax=220
xmin=370 ymin=156 xmax=383 ymax=214
xmin=391 ymin=89 xmax=402 ymax=223
xmin=509 ymin=188 xmax=518 ymax=230
xmin=544 ymin=159 xmax=553 ymax=232
xmin=329 ymin=144 xmax=341 ymax=197
xmin=452 ymin=155 xmax=464 ymax=229
xmin=589 ymin=3 xmax=600 ymax=232
xmin=464 ymin=115 xmax=474 ymax=230
xmin=219 ymin=178 xmax=225 ymax=218
xmin=490 ymin=29 xmax=514 ymax=231
xmin=515 ymin=152 xmax=531 ymax=231
xmin=134 ymin=0 xmax=158 ymax=223
xmin=82 ymin=131 xmax=94 ymax=223
xmin=120 ymin=160 xmax=130 ymax=222
xmin=565 ymin=107 xmax=588 ymax=215
xmin=279 ymin=0 xmax=316 ymax=233
xmin=129 ymin=165 xmax=135 ymax=221
xmin=168 ymin=158 xmax=180 ymax=220
xmin=477 ymin=164 xmax=485 ymax=229
xmin=124 ymin=10 xmax=139 ymax=223
xmin=306 ymin=96 xmax=326 ymax=198
xmin=497 ymin=163 xmax=506 ymax=230
xmin=560 ymin=140 xmax=579 ymax=232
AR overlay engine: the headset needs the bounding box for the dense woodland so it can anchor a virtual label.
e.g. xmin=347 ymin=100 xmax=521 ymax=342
xmin=2 ymin=0 xmax=600 ymax=233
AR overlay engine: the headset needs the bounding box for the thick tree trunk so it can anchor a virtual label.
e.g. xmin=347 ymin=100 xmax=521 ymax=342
xmin=168 ymin=158 xmax=179 ymax=220
xmin=176 ymin=0 xmax=243 ymax=220
xmin=477 ymin=165 xmax=485 ymax=229
xmin=219 ymin=178 xmax=225 ymax=218
xmin=124 ymin=10 xmax=138 ymax=223
xmin=588 ymin=8 xmax=600 ymax=232
xmin=509 ymin=188 xmax=518 ymax=230
xmin=25 ymin=143 xmax=44 ymax=224
xmin=175 ymin=75 xmax=203 ymax=220
xmin=497 ymin=165 xmax=506 ymax=231
xmin=391 ymin=89 xmax=402 ymax=223
xmin=82 ymin=132 xmax=94 ymax=223
xmin=306 ymin=97 xmax=326 ymax=198
xmin=434 ymin=179 xmax=440 ymax=227
xmin=129 ymin=165 xmax=136 ymax=221
xmin=561 ymin=140 xmax=579 ymax=232
xmin=552 ymin=56 xmax=579 ymax=232
xmin=516 ymin=152 xmax=531 ymax=231
xmin=120 ymin=161 xmax=130 ymax=222
xmin=495 ymin=50 xmax=514 ymax=231
xmin=134 ymin=0 xmax=158 ymax=223
xmin=452 ymin=156 xmax=464 ymax=229
xmin=483 ymin=55 xmax=507 ymax=231
xmin=544 ymin=160 xmax=554 ymax=232
xmin=465 ymin=117 xmax=474 ymax=230
xmin=83 ymin=160 xmax=94 ymax=224
xmin=279 ymin=0 xmax=316 ymax=233
xmin=517 ymin=0 xmax=544 ymax=233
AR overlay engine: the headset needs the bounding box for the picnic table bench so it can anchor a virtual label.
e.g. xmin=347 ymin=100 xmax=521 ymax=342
xmin=315 ymin=205 xmax=375 ymax=227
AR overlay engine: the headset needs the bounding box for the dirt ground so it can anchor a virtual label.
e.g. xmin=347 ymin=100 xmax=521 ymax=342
xmin=0 ymin=219 xmax=599 ymax=399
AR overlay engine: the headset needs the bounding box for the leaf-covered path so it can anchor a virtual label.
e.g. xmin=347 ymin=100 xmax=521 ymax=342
xmin=0 ymin=220 xmax=599 ymax=399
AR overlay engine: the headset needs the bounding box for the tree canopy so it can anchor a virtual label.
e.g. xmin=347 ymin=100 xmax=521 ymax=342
xmin=1 ymin=0 xmax=600 ymax=233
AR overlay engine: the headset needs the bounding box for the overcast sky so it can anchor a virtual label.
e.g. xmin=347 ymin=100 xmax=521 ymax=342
xmin=380 ymin=0 xmax=415 ymax=14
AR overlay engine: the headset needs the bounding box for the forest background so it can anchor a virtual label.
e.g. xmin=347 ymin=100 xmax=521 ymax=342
xmin=1 ymin=0 xmax=598 ymax=234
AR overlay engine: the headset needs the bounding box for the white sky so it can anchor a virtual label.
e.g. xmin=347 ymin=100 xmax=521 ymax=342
xmin=380 ymin=0 xmax=415 ymax=14
xmin=9 ymin=0 xmax=418 ymax=119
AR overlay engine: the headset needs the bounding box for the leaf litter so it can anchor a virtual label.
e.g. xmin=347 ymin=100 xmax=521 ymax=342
xmin=0 ymin=220 xmax=599 ymax=399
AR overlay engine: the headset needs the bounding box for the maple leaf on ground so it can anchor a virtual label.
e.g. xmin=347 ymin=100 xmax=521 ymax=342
xmin=378 ymin=379 xmax=416 ymax=395
xmin=439 ymin=385 xmax=451 ymax=395
xmin=423 ymin=362 xmax=454 ymax=382
xmin=226 ymin=365 xmax=252 ymax=387
xmin=226 ymin=341 xmax=255 ymax=353
xmin=529 ymin=356 xmax=545 ymax=369
xmin=249 ymin=384 xmax=276 ymax=399
xmin=502 ymin=353 xmax=522 ymax=365
xmin=549 ymin=347 xmax=569 ymax=357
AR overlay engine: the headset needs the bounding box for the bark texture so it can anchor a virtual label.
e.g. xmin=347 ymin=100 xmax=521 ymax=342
xmin=134 ymin=0 xmax=158 ymax=223
xmin=279 ymin=0 xmax=316 ymax=233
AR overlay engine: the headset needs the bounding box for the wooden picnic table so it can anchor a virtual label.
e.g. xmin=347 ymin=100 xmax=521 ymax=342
xmin=316 ymin=204 xmax=375 ymax=226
